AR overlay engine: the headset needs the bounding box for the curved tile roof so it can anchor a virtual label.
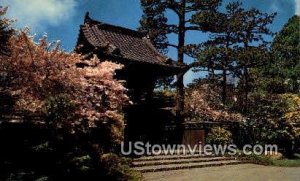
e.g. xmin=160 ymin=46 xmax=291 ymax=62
xmin=76 ymin=12 xmax=186 ymax=69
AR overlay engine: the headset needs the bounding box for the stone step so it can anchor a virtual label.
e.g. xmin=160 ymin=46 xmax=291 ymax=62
xmin=132 ymin=156 xmax=232 ymax=167
xmin=133 ymin=160 xmax=243 ymax=173
xmin=143 ymin=150 xmax=205 ymax=156
xmin=133 ymin=154 xmax=221 ymax=162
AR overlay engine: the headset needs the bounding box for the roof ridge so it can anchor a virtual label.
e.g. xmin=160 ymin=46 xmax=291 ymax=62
xmin=84 ymin=12 xmax=146 ymax=38
xmin=77 ymin=12 xmax=187 ymax=70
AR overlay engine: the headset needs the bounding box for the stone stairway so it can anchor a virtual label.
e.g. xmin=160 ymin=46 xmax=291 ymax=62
xmin=131 ymin=154 xmax=244 ymax=173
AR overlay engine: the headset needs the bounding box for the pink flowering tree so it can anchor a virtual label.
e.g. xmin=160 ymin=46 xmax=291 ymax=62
xmin=185 ymin=84 xmax=243 ymax=122
xmin=0 ymin=30 xmax=129 ymax=144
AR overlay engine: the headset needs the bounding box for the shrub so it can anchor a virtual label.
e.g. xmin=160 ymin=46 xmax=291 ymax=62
xmin=242 ymin=93 xmax=300 ymax=156
xmin=44 ymin=94 xmax=76 ymax=129
xmin=100 ymin=153 xmax=143 ymax=181
xmin=238 ymin=154 xmax=273 ymax=165
xmin=281 ymin=94 xmax=300 ymax=151
xmin=206 ymin=127 xmax=233 ymax=145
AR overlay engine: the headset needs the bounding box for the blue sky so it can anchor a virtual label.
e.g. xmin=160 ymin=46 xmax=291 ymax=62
xmin=2 ymin=0 xmax=298 ymax=85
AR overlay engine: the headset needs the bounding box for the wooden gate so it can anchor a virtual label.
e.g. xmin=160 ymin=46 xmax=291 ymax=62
xmin=182 ymin=129 xmax=205 ymax=147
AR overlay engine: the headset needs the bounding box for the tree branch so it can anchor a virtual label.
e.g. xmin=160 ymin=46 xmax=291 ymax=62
xmin=167 ymin=24 xmax=179 ymax=33
xmin=187 ymin=62 xmax=201 ymax=69
xmin=185 ymin=26 xmax=201 ymax=32
xmin=165 ymin=0 xmax=180 ymax=16
xmin=166 ymin=43 xmax=178 ymax=49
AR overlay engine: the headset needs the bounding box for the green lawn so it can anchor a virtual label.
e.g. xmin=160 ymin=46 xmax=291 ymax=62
xmin=241 ymin=153 xmax=300 ymax=167
xmin=272 ymin=154 xmax=300 ymax=167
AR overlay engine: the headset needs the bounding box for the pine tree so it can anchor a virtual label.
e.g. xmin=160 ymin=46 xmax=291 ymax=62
xmin=235 ymin=5 xmax=276 ymax=110
xmin=192 ymin=2 xmax=245 ymax=104
xmin=139 ymin=0 xmax=169 ymax=54
xmin=192 ymin=2 xmax=275 ymax=107
xmin=139 ymin=0 xmax=221 ymax=117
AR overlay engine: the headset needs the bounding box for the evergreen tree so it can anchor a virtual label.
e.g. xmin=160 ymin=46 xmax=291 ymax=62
xmin=139 ymin=0 xmax=169 ymax=54
xmin=192 ymin=2 xmax=244 ymax=104
xmin=235 ymin=5 xmax=275 ymax=110
xmin=270 ymin=15 xmax=300 ymax=93
xmin=192 ymin=2 xmax=275 ymax=107
xmin=139 ymin=0 xmax=221 ymax=117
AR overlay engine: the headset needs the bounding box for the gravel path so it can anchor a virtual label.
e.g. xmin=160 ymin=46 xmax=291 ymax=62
xmin=143 ymin=164 xmax=300 ymax=181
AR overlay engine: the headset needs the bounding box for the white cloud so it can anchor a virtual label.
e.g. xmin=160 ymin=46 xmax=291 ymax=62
xmin=269 ymin=0 xmax=299 ymax=15
xmin=2 ymin=0 xmax=77 ymax=30
xmin=184 ymin=70 xmax=207 ymax=86
xmin=184 ymin=70 xmax=195 ymax=86
xmin=296 ymin=0 xmax=300 ymax=15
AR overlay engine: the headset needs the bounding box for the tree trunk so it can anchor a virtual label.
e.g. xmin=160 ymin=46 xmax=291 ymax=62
xmin=243 ymin=41 xmax=249 ymax=113
xmin=176 ymin=72 xmax=184 ymax=116
xmin=175 ymin=0 xmax=186 ymax=119
xmin=244 ymin=67 xmax=249 ymax=113
xmin=292 ymin=79 xmax=298 ymax=93
xmin=222 ymin=69 xmax=227 ymax=105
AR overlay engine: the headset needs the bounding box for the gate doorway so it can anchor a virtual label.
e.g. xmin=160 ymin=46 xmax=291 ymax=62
xmin=182 ymin=130 xmax=205 ymax=147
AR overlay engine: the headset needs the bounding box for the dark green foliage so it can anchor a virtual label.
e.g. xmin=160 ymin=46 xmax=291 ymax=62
xmin=257 ymin=15 xmax=300 ymax=93
xmin=191 ymin=2 xmax=275 ymax=108
xmin=191 ymin=2 xmax=244 ymax=104
xmin=234 ymin=15 xmax=300 ymax=157
xmin=139 ymin=0 xmax=222 ymax=115
xmin=139 ymin=0 xmax=169 ymax=54
xmin=44 ymin=94 xmax=76 ymax=128
xmin=239 ymin=93 xmax=298 ymax=156
xmin=139 ymin=0 xmax=222 ymax=53
xmin=0 ymin=122 xmax=141 ymax=181
xmin=100 ymin=153 xmax=143 ymax=181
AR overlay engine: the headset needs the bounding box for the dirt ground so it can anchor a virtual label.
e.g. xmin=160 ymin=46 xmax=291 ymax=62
xmin=143 ymin=164 xmax=300 ymax=181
